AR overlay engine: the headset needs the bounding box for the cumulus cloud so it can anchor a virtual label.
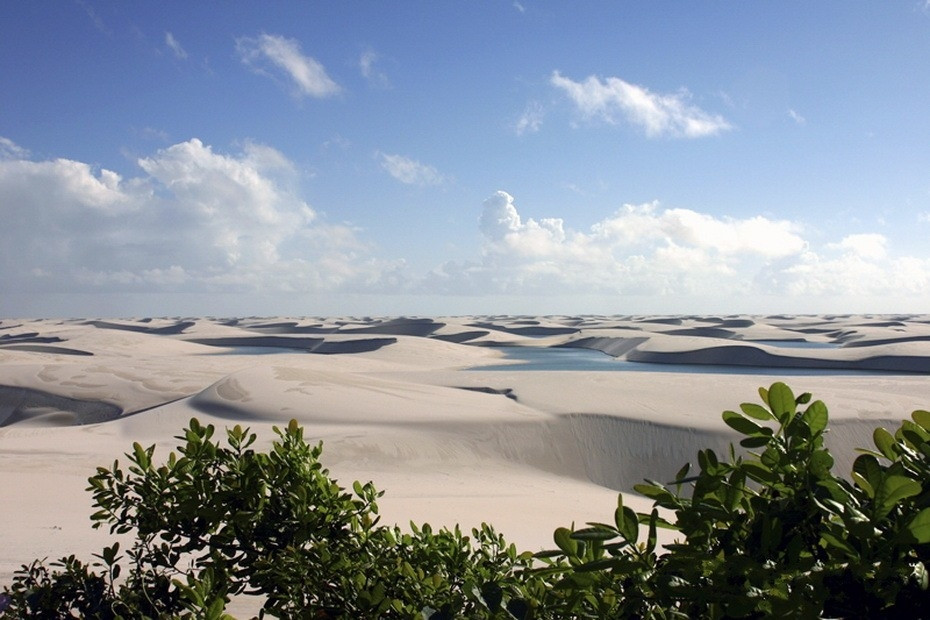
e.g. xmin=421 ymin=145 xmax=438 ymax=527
xmin=443 ymin=191 xmax=802 ymax=296
xmin=828 ymin=233 xmax=887 ymax=260
xmin=0 ymin=137 xmax=398 ymax=297
xmin=165 ymin=32 xmax=187 ymax=59
xmin=236 ymin=33 xmax=341 ymax=98
xmin=379 ymin=153 xmax=447 ymax=186
xmin=440 ymin=191 xmax=930 ymax=305
xmin=550 ymin=71 xmax=732 ymax=138
xmin=770 ymin=251 xmax=930 ymax=299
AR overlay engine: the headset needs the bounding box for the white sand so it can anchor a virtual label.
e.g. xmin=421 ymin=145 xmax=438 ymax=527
xmin=2 ymin=314 xmax=929 ymax=611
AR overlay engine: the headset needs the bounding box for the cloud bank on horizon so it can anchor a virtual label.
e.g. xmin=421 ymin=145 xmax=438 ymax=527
xmin=2 ymin=3 xmax=930 ymax=316
xmin=3 ymin=136 xmax=928 ymax=316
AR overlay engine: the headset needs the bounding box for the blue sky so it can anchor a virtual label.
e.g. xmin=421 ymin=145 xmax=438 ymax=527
xmin=3 ymin=2 xmax=930 ymax=317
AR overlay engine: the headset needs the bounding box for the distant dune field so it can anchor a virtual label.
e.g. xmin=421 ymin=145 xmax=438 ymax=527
xmin=3 ymin=314 xmax=930 ymax=610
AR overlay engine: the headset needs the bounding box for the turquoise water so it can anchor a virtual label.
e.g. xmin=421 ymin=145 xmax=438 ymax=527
xmin=467 ymin=346 xmax=907 ymax=376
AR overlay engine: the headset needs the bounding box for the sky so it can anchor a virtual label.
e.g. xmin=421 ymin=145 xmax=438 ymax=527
xmin=2 ymin=2 xmax=930 ymax=318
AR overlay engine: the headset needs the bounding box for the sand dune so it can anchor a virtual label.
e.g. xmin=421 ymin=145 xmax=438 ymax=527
xmin=2 ymin=314 xmax=929 ymax=601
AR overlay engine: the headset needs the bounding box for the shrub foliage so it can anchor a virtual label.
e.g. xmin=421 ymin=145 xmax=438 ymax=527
xmin=3 ymin=382 xmax=930 ymax=618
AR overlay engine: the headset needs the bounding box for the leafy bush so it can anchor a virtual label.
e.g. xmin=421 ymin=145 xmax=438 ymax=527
xmin=2 ymin=420 xmax=535 ymax=618
xmin=3 ymin=382 xmax=930 ymax=618
xmin=535 ymin=382 xmax=930 ymax=618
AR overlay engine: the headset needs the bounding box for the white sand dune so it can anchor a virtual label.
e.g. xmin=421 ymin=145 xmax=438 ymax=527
xmin=2 ymin=314 xmax=929 ymax=606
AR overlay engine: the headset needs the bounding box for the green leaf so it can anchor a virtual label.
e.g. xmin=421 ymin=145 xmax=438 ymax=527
xmin=810 ymin=450 xmax=834 ymax=478
xmin=873 ymin=428 xmax=898 ymax=461
xmin=739 ymin=403 xmax=775 ymax=421
xmin=876 ymin=475 xmax=921 ymax=518
xmin=906 ymin=508 xmax=930 ymax=544
xmin=722 ymin=410 xmax=765 ymax=436
xmin=913 ymin=410 xmax=930 ymax=432
xmin=573 ymin=557 xmax=622 ymax=572
xmin=571 ymin=527 xmax=616 ymax=542
xmin=132 ymin=442 xmax=150 ymax=469
xmin=851 ymin=472 xmax=875 ymax=499
xmin=617 ymin=506 xmax=639 ymax=545
xmin=766 ymin=382 xmax=796 ymax=424
xmin=803 ymin=400 xmax=828 ymax=435
xmin=900 ymin=420 xmax=930 ymax=447
xmin=553 ymin=527 xmax=577 ymax=555
xmin=761 ymin=447 xmax=780 ymax=468
xmin=698 ymin=449 xmax=719 ymax=472
xmin=853 ymin=454 xmax=883 ymax=494
xmin=740 ymin=435 xmax=771 ymax=449
xmin=614 ymin=493 xmax=625 ymax=530
xmin=632 ymin=483 xmax=668 ymax=501
xmin=206 ymin=598 xmax=225 ymax=620
xmin=741 ymin=461 xmax=774 ymax=484
xmin=820 ymin=531 xmax=856 ymax=556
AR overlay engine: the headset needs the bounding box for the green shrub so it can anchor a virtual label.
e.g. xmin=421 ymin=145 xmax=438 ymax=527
xmin=2 ymin=419 xmax=535 ymax=619
xmin=3 ymin=382 xmax=930 ymax=618
xmin=535 ymin=382 xmax=930 ymax=618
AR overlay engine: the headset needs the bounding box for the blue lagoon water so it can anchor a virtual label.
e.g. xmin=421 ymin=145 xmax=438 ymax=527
xmin=468 ymin=346 xmax=909 ymax=376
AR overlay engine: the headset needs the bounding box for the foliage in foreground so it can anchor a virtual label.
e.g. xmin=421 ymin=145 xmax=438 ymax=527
xmin=3 ymin=382 xmax=930 ymax=618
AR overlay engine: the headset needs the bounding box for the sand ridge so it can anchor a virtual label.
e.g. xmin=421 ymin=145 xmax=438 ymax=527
xmin=2 ymin=314 xmax=929 ymax=600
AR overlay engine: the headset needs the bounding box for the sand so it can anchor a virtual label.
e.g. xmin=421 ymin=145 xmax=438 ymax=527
xmin=2 ymin=314 xmax=929 ymax=611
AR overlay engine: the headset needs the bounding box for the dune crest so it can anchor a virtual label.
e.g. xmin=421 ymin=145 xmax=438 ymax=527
xmin=2 ymin=314 xmax=929 ymax=598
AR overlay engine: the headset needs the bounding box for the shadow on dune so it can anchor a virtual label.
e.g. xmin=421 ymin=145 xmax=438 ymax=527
xmin=85 ymin=320 xmax=195 ymax=335
xmin=0 ymin=385 xmax=122 ymax=427
xmin=467 ymin=322 xmax=580 ymax=337
xmin=337 ymin=318 xmax=445 ymax=337
xmin=0 ymin=344 xmax=93 ymax=356
xmin=560 ymin=337 xmax=649 ymax=357
xmin=566 ymin=413 xmax=902 ymax=492
xmin=627 ymin=345 xmax=930 ymax=374
xmin=430 ymin=331 xmax=490 ymax=344
xmin=187 ymin=337 xmax=397 ymax=354
xmin=0 ymin=333 xmax=65 ymax=345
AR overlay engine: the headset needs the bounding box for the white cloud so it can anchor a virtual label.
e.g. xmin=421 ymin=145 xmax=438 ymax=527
xmin=429 ymin=191 xmax=930 ymax=307
xmin=445 ymin=195 xmax=930 ymax=305
xmin=165 ymin=32 xmax=187 ymax=59
xmin=0 ymin=137 xmax=398 ymax=297
xmin=236 ymin=33 xmax=341 ymax=98
xmin=0 ymin=137 xmax=30 ymax=160
xmin=514 ymin=102 xmax=544 ymax=135
xmin=828 ymin=233 xmax=887 ymax=260
xmin=919 ymin=212 xmax=930 ymax=223
xmin=771 ymin=250 xmax=930 ymax=298
xmin=378 ymin=153 xmax=446 ymax=186
xmin=359 ymin=49 xmax=390 ymax=87
xmin=447 ymin=191 xmax=804 ymax=296
xmin=550 ymin=71 xmax=732 ymax=138
xmin=788 ymin=108 xmax=806 ymax=125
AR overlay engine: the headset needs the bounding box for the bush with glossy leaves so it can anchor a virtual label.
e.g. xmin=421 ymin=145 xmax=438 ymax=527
xmin=535 ymin=382 xmax=930 ymax=618
xmin=4 ymin=383 xmax=930 ymax=618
